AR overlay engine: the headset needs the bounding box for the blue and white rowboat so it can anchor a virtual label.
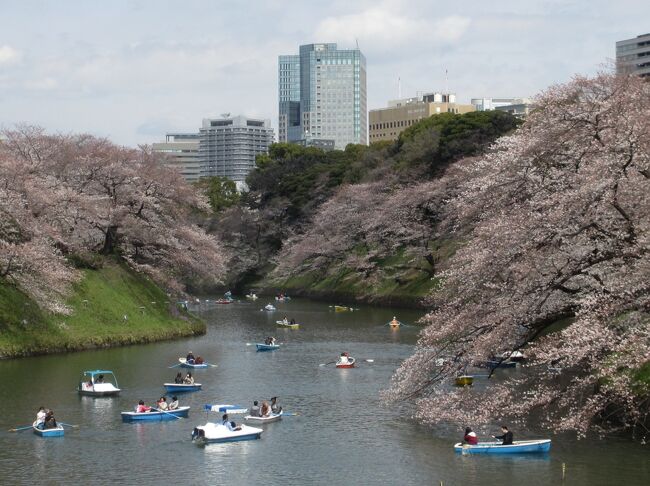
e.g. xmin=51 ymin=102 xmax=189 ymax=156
xmin=204 ymin=404 xmax=248 ymax=414
xmin=453 ymin=439 xmax=551 ymax=454
xmin=121 ymin=406 xmax=190 ymax=422
xmin=33 ymin=424 xmax=64 ymax=437
xmin=178 ymin=358 xmax=209 ymax=369
xmin=163 ymin=383 xmax=202 ymax=393
xmin=256 ymin=343 xmax=280 ymax=352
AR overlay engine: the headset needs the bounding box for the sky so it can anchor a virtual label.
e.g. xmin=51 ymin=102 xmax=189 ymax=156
xmin=0 ymin=0 xmax=648 ymax=146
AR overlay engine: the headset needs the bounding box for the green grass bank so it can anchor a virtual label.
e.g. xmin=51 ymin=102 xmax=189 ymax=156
xmin=0 ymin=262 xmax=204 ymax=358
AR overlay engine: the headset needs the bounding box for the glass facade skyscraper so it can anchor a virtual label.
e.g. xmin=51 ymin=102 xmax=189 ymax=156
xmin=278 ymin=43 xmax=367 ymax=149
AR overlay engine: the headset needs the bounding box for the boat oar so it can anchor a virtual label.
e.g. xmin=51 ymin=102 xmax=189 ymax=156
xmin=319 ymin=361 xmax=336 ymax=367
xmin=58 ymin=422 xmax=79 ymax=428
xmin=151 ymin=408 xmax=183 ymax=420
xmin=168 ymin=363 xmax=182 ymax=369
xmin=281 ymin=412 xmax=300 ymax=416
xmin=8 ymin=425 xmax=33 ymax=432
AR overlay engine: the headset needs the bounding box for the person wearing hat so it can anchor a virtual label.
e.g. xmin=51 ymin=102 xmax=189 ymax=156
xmin=186 ymin=351 xmax=195 ymax=364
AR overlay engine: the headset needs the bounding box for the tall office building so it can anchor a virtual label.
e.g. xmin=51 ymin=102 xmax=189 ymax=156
xmin=279 ymin=43 xmax=367 ymax=149
xmin=199 ymin=115 xmax=274 ymax=182
xmin=616 ymin=33 xmax=650 ymax=78
xmin=152 ymin=133 xmax=201 ymax=182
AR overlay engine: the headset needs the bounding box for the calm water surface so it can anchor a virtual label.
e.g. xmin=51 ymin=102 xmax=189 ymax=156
xmin=0 ymin=298 xmax=647 ymax=485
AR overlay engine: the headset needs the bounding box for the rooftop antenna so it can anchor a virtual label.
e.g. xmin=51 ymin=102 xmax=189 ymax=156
xmin=398 ymin=77 xmax=401 ymax=99
xmin=356 ymin=38 xmax=359 ymax=49
xmin=221 ymin=113 xmax=230 ymax=119
xmin=445 ymin=68 xmax=449 ymax=100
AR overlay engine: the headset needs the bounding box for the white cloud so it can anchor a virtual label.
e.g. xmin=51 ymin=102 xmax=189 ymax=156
xmin=315 ymin=7 xmax=470 ymax=52
xmin=0 ymin=45 xmax=21 ymax=65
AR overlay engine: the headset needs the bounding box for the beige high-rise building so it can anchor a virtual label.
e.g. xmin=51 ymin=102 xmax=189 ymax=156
xmin=369 ymin=93 xmax=475 ymax=143
xmin=152 ymin=133 xmax=201 ymax=182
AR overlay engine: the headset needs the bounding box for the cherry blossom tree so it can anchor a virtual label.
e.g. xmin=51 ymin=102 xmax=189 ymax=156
xmin=386 ymin=73 xmax=650 ymax=437
xmin=1 ymin=126 xmax=226 ymax=308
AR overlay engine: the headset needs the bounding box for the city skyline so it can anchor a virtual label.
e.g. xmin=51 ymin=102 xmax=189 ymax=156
xmin=0 ymin=0 xmax=648 ymax=146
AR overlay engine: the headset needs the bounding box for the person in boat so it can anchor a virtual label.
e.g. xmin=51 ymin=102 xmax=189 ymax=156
xmin=390 ymin=316 xmax=399 ymax=326
xmin=493 ymin=425 xmax=513 ymax=445
xmin=282 ymin=316 xmax=289 ymax=324
xmin=463 ymin=427 xmax=478 ymax=445
xmin=184 ymin=372 xmax=194 ymax=384
xmin=250 ymin=401 xmax=261 ymax=417
xmin=186 ymin=351 xmax=195 ymax=364
xmin=195 ymin=356 xmax=204 ymax=365
xmin=44 ymin=410 xmax=57 ymax=429
xmin=136 ymin=400 xmax=151 ymax=413
xmin=222 ymin=414 xmax=241 ymax=431
xmin=96 ymin=374 xmax=104 ymax=383
xmin=270 ymin=336 xmax=277 ymax=345
xmin=270 ymin=397 xmax=282 ymax=414
xmin=35 ymin=406 xmax=46 ymax=430
xmin=260 ymin=401 xmax=271 ymax=417
xmin=156 ymin=396 xmax=168 ymax=411
xmin=168 ymin=396 xmax=179 ymax=410
xmin=290 ymin=318 xmax=296 ymax=325
xmin=339 ymin=352 xmax=350 ymax=364
xmin=174 ymin=372 xmax=183 ymax=384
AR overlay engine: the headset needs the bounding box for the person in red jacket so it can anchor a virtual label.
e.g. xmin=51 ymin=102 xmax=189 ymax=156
xmin=463 ymin=427 xmax=478 ymax=445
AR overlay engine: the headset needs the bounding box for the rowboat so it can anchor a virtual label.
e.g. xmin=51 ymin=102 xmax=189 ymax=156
xmin=121 ymin=406 xmax=190 ymax=422
xmin=215 ymin=299 xmax=232 ymax=305
xmin=264 ymin=304 xmax=276 ymax=311
xmin=388 ymin=320 xmax=401 ymax=327
xmin=178 ymin=358 xmax=209 ymax=369
xmin=336 ymin=357 xmax=356 ymax=368
xmin=455 ymin=375 xmax=474 ymax=386
xmin=33 ymin=424 xmax=64 ymax=437
xmin=163 ymin=383 xmax=202 ymax=393
xmin=246 ymin=293 xmax=258 ymax=300
xmin=276 ymin=320 xmax=299 ymax=329
xmin=191 ymin=423 xmax=263 ymax=444
xmin=453 ymin=439 xmax=551 ymax=454
xmin=256 ymin=343 xmax=280 ymax=351
xmin=244 ymin=412 xmax=283 ymax=423
xmin=77 ymin=370 xmax=121 ymax=396
xmin=334 ymin=305 xmax=351 ymax=312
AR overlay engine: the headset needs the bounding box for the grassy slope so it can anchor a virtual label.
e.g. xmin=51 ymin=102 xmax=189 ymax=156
xmin=0 ymin=262 xmax=204 ymax=358
xmin=265 ymin=244 xmax=450 ymax=307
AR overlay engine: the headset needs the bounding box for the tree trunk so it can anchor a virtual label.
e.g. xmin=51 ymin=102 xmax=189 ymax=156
xmin=101 ymin=225 xmax=119 ymax=255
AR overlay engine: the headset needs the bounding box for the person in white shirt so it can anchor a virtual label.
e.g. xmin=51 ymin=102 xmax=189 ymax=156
xmin=157 ymin=396 xmax=168 ymax=411
xmin=221 ymin=414 xmax=241 ymax=431
xmin=35 ymin=407 xmax=46 ymax=429
xmin=168 ymin=396 xmax=179 ymax=410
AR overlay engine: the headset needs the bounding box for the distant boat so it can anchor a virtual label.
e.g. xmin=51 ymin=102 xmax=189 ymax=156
xmin=121 ymin=406 xmax=190 ymax=422
xmin=455 ymin=375 xmax=474 ymax=386
xmin=246 ymin=293 xmax=258 ymax=300
xmin=454 ymin=439 xmax=551 ymax=454
xmin=334 ymin=305 xmax=351 ymax=312
xmin=178 ymin=358 xmax=210 ymax=369
xmin=163 ymin=383 xmax=202 ymax=393
xmin=500 ymin=350 xmax=525 ymax=362
xmin=336 ymin=356 xmax=355 ymax=368
xmin=264 ymin=304 xmax=276 ymax=311
xmin=77 ymin=370 xmax=121 ymax=396
xmin=215 ymin=299 xmax=232 ymax=304
xmin=256 ymin=343 xmax=280 ymax=351
xmin=276 ymin=320 xmax=299 ymax=329
xmin=33 ymin=424 xmax=64 ymax=437
xmin=244 ymin=412 xmax=283 ymax=423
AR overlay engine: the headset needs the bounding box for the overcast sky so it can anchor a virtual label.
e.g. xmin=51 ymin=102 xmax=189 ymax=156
xmin=0 ymin=0 xmax=648 ymax=146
